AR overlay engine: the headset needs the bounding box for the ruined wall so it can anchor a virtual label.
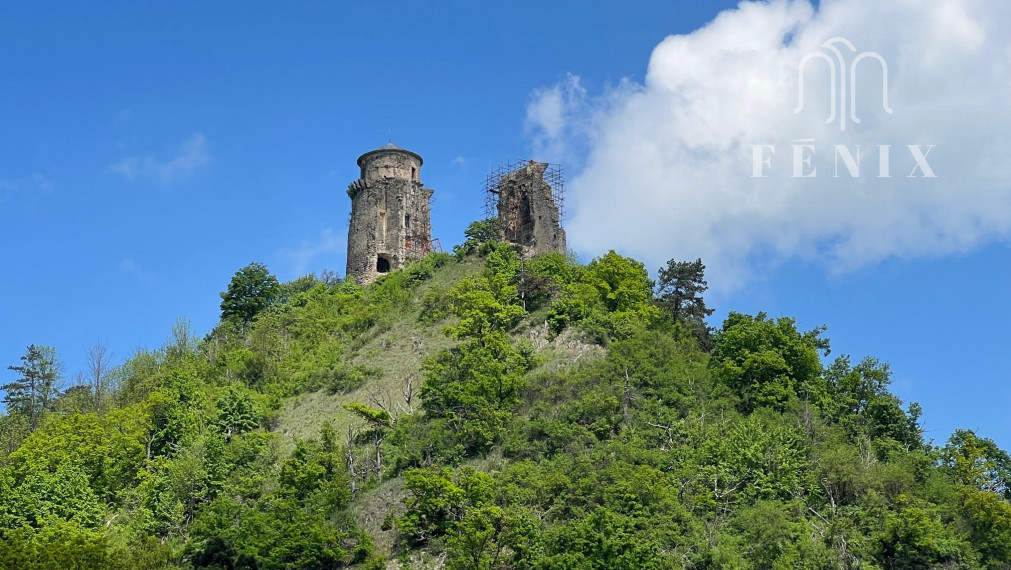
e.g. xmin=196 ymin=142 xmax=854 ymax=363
xmin=497 ymin=161 xmax=566 ymax=256
xmin=346 ymin=146 xmax=432 ymax=284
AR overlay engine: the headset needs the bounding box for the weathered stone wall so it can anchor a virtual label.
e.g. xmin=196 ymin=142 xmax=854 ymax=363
xmin=359 ymin=151 xmax=421 ymax=184
xmin=497 ymin=161 xmax=566 ymax=257
xmin=346 ymin=147 xmax=432 ymax=284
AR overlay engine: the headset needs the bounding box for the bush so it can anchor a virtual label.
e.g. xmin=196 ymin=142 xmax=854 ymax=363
xmin=544 ymin=251 xmax=659 ymax=343
xmin=328 ymin=363 xmax=382 ymax=394
xmin=419 ymin=286 xmax=451 ymax=324
xmin=453 ymin=218 xmax=500 ymax=259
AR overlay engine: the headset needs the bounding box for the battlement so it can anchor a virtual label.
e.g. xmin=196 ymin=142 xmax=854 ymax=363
xmin=346 ymin=178 xmax=369 ymax=199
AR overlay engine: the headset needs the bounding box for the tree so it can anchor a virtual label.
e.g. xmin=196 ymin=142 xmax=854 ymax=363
xmin=219 ymin=262 xmax=281 ymax=326
xmin=214 ymin=386 xmax=260 ymax=440
xmin=4 ymin=345 xmax=61 ymax=431
xmin=711 ymin=313 xmax=829 ymax=412
xmin=397 ymin=466 xmax=494 ymax=545
xmin=454 ymin=218 xmax=500 ymax=258
xmin=168 ymin=317 xmax=196 ymax=357
xmin=941 ymin=430 xmax=1011 ymax=564
xmin=655 ymin=258 xmax=714 ymax=348
xmin=823 ymin=356 xmax=923 ymax=448
xmin=655 ymin=258 xmax=713 ymax=323
xmin=583 ymin=251 xmax=655 ymax=314
xmin=87 ymin=342 xmax=112 ymax=414
xmin=942 ymin=429 xmax=1011 ymax=500
xmin=547 ymin=250 xmax=659 ymax=340
xmin=464 ymin=218 xmax=499 ymax=244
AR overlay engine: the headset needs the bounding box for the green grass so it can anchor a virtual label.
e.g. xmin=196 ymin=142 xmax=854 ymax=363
xmin=349 ymin=474 xmax=404 ymax=556
xmin=274 ymin=256 xmax=483 ymax=447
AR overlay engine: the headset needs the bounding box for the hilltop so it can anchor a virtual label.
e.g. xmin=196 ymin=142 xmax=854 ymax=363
xmin=1 ymin=220 xmax=1010 ymax=569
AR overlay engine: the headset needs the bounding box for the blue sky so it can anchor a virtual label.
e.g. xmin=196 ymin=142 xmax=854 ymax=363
xmin=1 ymin=0 xmax=1008 ymax=450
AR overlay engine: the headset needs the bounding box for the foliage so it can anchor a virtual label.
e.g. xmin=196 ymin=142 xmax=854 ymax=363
xmin=824 ymin=356 xmax=923 ymax=450
xmin=214 ymin=386 xmax=262 ymax=438
xmin=711 ymin=312 xmax=830 ymax=412
xmin=219 ymin=262 xmax=281 ymax=327
xmin=405 ymin=256 xmax=536 ymax=461
xmin=3 ymin=345 xmax=61 ymax=431
xmin=453 ymin=218 xmax=500 ymax=259
xmin=547 ymin=250 xmax=660 ymax=342
xmin=1 ymin=226 xmax=1009 ymax=568
xmin=655 ymin=257 xmax=715 ymax=349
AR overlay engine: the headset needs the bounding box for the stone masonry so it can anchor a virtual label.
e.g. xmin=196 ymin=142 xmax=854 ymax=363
xmin=346 ymin=143 xmax=433 ymax=284
xmin=497 ymin=161 xmax=566 ymax=256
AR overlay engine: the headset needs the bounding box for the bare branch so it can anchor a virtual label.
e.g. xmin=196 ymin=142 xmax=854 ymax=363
xmin=87 ymin=342 xmax=113 ymax=414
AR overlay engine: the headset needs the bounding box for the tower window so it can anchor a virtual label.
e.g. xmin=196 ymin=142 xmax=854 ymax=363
xmin=411 ymin=166 xmax=417 ymax=181
xmin=376 ymin=255 xmax=391 ymax=273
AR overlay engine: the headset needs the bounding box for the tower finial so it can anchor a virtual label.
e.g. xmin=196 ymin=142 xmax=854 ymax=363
xmin=388 ymin=127 xmax=391 ymax=143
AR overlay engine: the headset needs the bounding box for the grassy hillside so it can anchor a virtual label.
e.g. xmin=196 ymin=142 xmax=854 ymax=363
xmin=274 ymin=256 xmax=484 ymax=447
xmin=1 ymin=223 xmax=1010 ymax=569
xmin=276 ymin=255 xmax=603 ymax=452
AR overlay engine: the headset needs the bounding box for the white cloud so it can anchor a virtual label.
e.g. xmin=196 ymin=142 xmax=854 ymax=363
xmin=110 ymin=133 xmax=210 ymax=184
xmin=277 ymin=227 xmax=346 ymax=276
xmin=525 ymin=74 xmax=597 ymax=168
xmin=527 ymin=0 xmax=1011 ymax=290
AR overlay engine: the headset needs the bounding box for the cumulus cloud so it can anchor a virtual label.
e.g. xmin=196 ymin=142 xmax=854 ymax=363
xmin=277 ymin=227 xmax=346 ymax=276
xmin=527 ymin=0 xmax=1011 ymax=290
xmin=110 ymin=133 xmax=210 ymax=184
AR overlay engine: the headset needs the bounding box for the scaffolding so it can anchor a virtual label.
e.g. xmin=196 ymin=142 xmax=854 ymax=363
xmin=405 ymin=232 xmax=426 ymax=256
xmin=483 ymin=160 xmax=565 ymax=222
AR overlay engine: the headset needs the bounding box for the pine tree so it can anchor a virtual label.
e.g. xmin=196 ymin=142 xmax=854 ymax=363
xmin=4 ymin=344 xmax=61 ymax=430
xmin=655 ymin=258 xmax=713 ymax=322
xmin=655 ymin=258 xmax=715 ymax=349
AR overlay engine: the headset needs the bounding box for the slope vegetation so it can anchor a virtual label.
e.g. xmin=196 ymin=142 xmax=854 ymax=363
xmin=1 ymin=223 xmax=1009 ymax=570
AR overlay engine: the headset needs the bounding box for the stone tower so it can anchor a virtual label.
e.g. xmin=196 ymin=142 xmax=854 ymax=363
xmin=497 ymin=161 xmax=566 ymax=256
xmin=346 ymin=142 xmax=433 ymax=284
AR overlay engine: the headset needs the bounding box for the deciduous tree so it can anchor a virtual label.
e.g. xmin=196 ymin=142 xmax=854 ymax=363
xmin=87 ymin=342 xmax=112 ymax=414
xmin=219 ymin=262 xmax=281 ymax=326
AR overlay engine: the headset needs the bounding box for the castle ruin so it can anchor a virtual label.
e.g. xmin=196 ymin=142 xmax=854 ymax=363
xmin=346 ymin=146 xmax=566 ymax=284
xmin=487 ymin=160 xmax=566 ymax=257
xmin=345 ymin=142 xmax=433 ymax=284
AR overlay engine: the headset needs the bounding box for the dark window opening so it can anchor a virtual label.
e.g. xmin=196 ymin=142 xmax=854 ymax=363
xmin=411 ymin=166 xmax=417 ymax=181
xmin=376 ymin=255 xmax=391 ymax=273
